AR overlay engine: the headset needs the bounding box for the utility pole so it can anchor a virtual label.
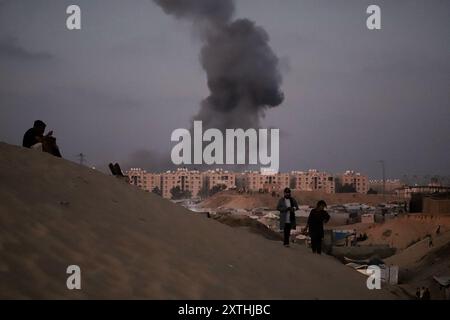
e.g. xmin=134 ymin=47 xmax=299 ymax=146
xmin=378 ymin=160 xmax=386 ymax=201
xmin=77 ymin=153 xmax=86 ymax=166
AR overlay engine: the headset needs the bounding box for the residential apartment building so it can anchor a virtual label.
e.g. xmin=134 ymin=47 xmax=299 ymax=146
xmin=126 ymin=167 xmax=368 ymax=198
xmin=339 ymin=170 xmax=369 ymax=194
xmin=369 ymin=179 xmax=404 ymax=194
xmin=126 ymin=168 xmax=161 ymax=192
xmin=243 ymin=171 xmax=290 ymax=192
xmin=291 ymin=169 xmax=335 ymax=193
xmin=160 ymin=168 xmax=202 ymax=199
xmin=202 ymin=169 xmax=236 ymax=191
xmin=395 ymin=185 xmax=450 ymax=199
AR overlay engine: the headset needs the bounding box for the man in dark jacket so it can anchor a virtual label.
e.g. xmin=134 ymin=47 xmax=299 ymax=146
xmin=22 ymin=120 xmax=62 ymax=158
xmin=305 ymin=200 xmax=330 ymax=254
xmin=276 ymin=188 xmax=299 ymax=247
xmin=23 ymin=120 xmax=47 ymax=148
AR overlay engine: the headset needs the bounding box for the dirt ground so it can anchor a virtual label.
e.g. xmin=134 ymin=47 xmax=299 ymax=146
xmin=200 ymin=190 xmax=405 ymax=209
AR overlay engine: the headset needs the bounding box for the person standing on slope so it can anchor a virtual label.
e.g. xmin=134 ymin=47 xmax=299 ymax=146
xmin=277 ymin=188 xmax=299 ymax=247
xmin=304 ymin=200 xmax=330 ymax=254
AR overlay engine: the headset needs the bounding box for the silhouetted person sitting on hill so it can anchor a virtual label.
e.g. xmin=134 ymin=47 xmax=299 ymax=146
xmin=23 ymin=120 xmax=45 ymax=149
xmin=109 ymin=163 xmax=130 ymax=183
xmin=304 ymin=200 xmax=330 ymax=254
xmin=23 ymin=120 xmax=62 ymax=158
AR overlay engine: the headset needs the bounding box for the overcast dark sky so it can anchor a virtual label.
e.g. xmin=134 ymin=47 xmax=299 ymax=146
xmin=0 ymin=0 xmax=449 ymax=178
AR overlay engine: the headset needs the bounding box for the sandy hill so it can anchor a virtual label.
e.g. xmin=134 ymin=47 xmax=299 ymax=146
xmin=200 ymin=190 xmax=403 ymax=210
xmin=0 ymin=142 xmax=396 ymax=299
xmin=384 ymin=218 xmax=450 ymax=300
xmin=362 ymin=215 xmax=450 ymax=250
xmin=338 ymin=214 xmax=450 ymax=299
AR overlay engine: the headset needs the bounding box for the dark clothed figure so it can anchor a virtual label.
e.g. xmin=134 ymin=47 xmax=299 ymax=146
xmin=23 ymin=120 xmax=46 ymax=148
xmin=276 ymin=188 xmax=299 ymax=247
xmin=306 ymin=201 xmax=330 ymax=254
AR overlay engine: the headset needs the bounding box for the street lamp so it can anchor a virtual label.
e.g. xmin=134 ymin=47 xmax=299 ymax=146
xmin=378 ymin=160 xmax=386 ymax=201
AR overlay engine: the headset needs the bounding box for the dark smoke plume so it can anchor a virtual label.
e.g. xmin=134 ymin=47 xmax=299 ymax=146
xmin=153 ymin=0 xmax=284 ymax=129
xmin=124 ymin=149 xmax=176 ymax=172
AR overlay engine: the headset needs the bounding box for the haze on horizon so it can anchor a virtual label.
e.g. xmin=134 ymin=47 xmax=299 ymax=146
xmin=0 ymin=0 xmax=449 ymax=179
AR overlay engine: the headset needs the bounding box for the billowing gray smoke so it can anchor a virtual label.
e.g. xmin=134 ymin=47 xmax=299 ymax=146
xmin=153 ymin=0 xmax=284 ymax=129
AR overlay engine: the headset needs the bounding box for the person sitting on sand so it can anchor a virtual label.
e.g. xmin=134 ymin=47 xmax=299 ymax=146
xmin=304 ymin=200 xmax=330 ymax=254
xmin=23 ymin=120 xmax=62 ymax=158
xmin=276 ymin=188 xmax=299 ymax=248
xmin=23 ymin=120 xmax=46 ymax=149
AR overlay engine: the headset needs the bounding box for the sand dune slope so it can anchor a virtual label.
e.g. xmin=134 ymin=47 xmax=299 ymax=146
xmin=0 ymin=142 xmax=395 ymax=299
